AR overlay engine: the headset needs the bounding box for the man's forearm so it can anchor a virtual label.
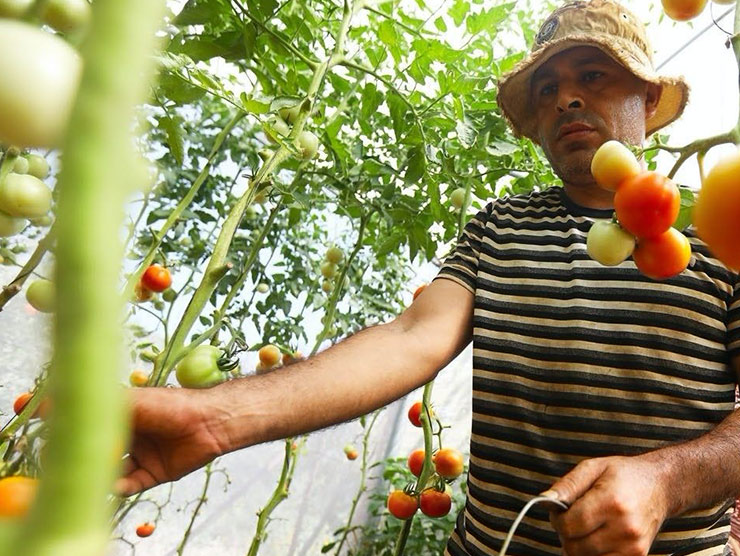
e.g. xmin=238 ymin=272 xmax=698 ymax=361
xmin=206 ymin=319 xmax=446 ymax=454
xmin=646 ymin=408 xmax=740 ymax=517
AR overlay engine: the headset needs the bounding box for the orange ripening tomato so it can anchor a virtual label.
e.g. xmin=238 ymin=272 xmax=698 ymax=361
xmin=412 ymin=284 xmax=427 ymax=300
xmin=433 ymin=448 xmax=464 ymax=480
xmin=614 ymin=172 xmax=680 ymax=239
xmin=136 ymin=522 xmax=156 ymax=538
xmin=633 ymin=228 xmax=691 ymax=280
xmin=407 ymin=449 xmax=425 ymax=477
xmin=693 ymin=150 xmax=740 ymax=270
xmin=387 ymin=490 xmax=418 ymax=520
xmin=141 ymin=264 xmax=172 ymax=292
xmin=13 ymin=392 xmax=33 ymax=416
xmin=419 ymin=488 xmax=452 ymax=518
xmin=258 ymin=344 xmax=281 ymax=367
xmin=0 ymin=476 xmax=38 ymax=518
xmin=590 ymin=140 xmax=641 ymax=192
xmin=661 ymin=0 xmax=708 ymax=21
xmin=129 ymin=369 xmax=149 ymax=387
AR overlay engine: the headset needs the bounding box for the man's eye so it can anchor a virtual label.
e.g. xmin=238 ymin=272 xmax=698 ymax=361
xmin=583 ymin=71 xmax=604 ymax=82
xmin=540 ymin=84 xmax=556 ymax=96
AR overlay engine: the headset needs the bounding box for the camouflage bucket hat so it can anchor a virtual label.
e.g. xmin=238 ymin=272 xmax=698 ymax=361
xmin=496 ymin=0 xmax=690 ymax=143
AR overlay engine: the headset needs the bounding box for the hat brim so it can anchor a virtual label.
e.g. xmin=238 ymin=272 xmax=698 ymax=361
xmin=496 ymin=36 xmax=690 ymax=143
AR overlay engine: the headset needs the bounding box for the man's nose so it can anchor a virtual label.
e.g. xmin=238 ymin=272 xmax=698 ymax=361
xmin=556 ymin=83 xmax=584 ymax=113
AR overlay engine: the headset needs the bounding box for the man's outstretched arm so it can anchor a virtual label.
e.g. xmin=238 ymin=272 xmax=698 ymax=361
xmin=117 ymin=277 xmax=473 ymax=496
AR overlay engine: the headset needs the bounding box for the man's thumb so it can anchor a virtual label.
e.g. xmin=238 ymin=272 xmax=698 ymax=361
xmin=541 ymin=458 xmax=607 ymax=506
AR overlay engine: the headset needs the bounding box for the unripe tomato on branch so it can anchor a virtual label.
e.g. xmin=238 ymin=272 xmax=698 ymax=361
xmin=586 ymin=220 xmax=636 ymax=267
xmin=176 ymin=344 xmax=227 ymax=388
xmin=590 ymin=140 xmax=641 ymax=192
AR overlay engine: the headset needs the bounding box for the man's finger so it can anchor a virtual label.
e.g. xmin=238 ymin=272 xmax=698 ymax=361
xmin=545 ymin=458 xmax=608 ymax=506
xmin=114 ymin=468 xmax=158 ymax=497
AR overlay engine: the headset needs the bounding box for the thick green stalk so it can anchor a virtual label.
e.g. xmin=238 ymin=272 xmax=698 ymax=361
xmin=2 ymin=1 xmax=165 ymax=555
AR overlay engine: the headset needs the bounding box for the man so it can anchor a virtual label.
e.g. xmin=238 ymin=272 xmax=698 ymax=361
xmin=118 ymin=1 xmax=740 ymax=555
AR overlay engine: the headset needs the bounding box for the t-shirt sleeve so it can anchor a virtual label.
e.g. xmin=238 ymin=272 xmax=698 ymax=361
xmin=434 ymin=203 xmax=492 ymax=294
xmin=729 ymin=275 xmax=740 ymax=360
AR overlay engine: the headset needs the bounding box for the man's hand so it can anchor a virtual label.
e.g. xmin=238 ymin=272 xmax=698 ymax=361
xmin=545 ymin=455 xmax=670 ymax=556
xmin=116 ymin=387 xmax=228 ymax=497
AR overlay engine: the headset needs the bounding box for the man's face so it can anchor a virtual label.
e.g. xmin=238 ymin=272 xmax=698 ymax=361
xmin=531 ymin=46 xmax=658 ymax=187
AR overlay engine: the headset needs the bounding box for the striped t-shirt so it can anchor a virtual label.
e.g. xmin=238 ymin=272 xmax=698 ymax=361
xmin=436 ymin=186 xmax=740 ymax=556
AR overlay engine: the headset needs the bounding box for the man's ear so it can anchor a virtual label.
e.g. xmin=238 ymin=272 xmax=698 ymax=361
xmin=645 ymin=82 xmax=662 ymax=120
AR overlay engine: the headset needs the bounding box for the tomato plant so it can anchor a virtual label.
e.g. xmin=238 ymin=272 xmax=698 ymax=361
xmin=258 ymin=344 xmax=281 ymax=368
xmin=0 ymin=476 xmax=38 ymax=518
xmin=614 ymin=172 xmax=680 ymax=238
xmin=387 ymin=490 xmax=418 ymax=520
xmin=26 ymin=279 xmax=55 ymax=313
xmin=175 ymin=344 xmax=226 ymax=388
xmin=0 ymin=20 xmax=82 ymax=147
xmin=661 ymin=0 xmax=708 ymax=20
xmin=586 ymin=220 xmax=636 ymax=266
xmin=407 ymin=449 xmax=425 ymax=477
xmin=129 ymin=370 xmax=149 ymax=387
xmin=693 ymin=149 xmax=740 ymax=270
xmin=633 ymin=228 xmax=692 ymax=280
xmin=135 ymin=522 xmax=156 ymax=538
xmin=0 ymin=173 xmax=53 ymax=218
xmin=419 ymin=488 xmax=452 ymax=518
xmin=41 ymin=0 xmax=92 ymax=34
xmin=140 ymin=264 xmax=172 ymax=292
xmin=433 ymin=448 xmax=464 ymax=480
xmin=590 ymin=140 xmax=641 ymax=192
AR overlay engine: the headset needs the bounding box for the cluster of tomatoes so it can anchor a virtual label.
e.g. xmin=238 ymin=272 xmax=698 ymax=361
xmin=134 ymin=263 xmax=172 ymax=303
xmin=263 ymin=100 xmax=319 ymax=160
xmin=661 ymin=0 xmax=735 ymax=22
xmin=587 ymin=141 xmax=691 ymax=280
xmin=320 ymin=245 xmax=344 ymax=294
xmin=386 ymin=401 xmax=465 ymax=521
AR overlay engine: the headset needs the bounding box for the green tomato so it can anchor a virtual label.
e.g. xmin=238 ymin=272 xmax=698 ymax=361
xmin=26 ymin=279 xmax=55 ymax=313
xmin=162 ymin=288 xmax=177 ymax=302
xmin=256 ymin=282 xmax=269 ymax=294
xmin=176 ymin=344 xmax=225 ymax=389
xmin=41 ymin=0 xmax=92 ymax=33
xmin=321 ymin=279 xmax=332 ymax=293
xmin=13 ymin=157 xmax=29 ymax=174
xmin=0 ymin=210 xmax=26 ymax=237
xmin=450 ymin=187 xmax=466 ymax=210
xmin=0 ymin=20 xmax=82 ymax=148
xmin=325 ymin=245 xmax=343 ymax=264
xmin=278 ymin=104 xmax=301 ymax=124
xmin=263 ymin=118 xmax=290 ymax=144
xmin=297 ymin=130 xmax=319 ymax=160
xmin=586 ymin=220 xmax=636 ymax=266
xmin=0 ymin=0 xmax=33 ymax=17
xmin=26 ymin=154 xmax=50 ymax=180
xmin=0 ymin=173 xmax=52 ymax=218
xmin=30 ymin=215 xmax=52 ymax=227
xmin=320 ymin=261 xmax=337 ymax=279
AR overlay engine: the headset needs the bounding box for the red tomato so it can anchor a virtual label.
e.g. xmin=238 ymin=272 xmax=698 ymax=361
xmin=13 ymin=392 xmax=33 ymax=415
xmin=632 ymin=227 xmax=691 ymax=280
xmin=407 ymin=401 xmax=432 ymax=427
xmin=419 ymin=488 xmax=452 ymax=518
xmin=433 ymin=448 xmax=464 ymax=480
xmin=614 ymin=172 xmax=680 ymax=239
xmin=407 ymin=449 xmax=425 ymax=477
xmin=387 ymin=490 xmax=418 ymax=520
xmin=136 ymin=522 xmax=156 ymax=538
xmin=141 ymin=264 xmax=172 ymax=292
